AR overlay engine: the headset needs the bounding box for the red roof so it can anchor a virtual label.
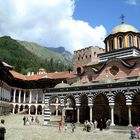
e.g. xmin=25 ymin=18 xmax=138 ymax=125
xmin=10 ymin=71 xmax=76 ymax=81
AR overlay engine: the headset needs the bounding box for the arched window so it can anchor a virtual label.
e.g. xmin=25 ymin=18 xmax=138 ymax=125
xmin=128 ymin=35 xmax=133 ymax=47
xmin=118 ymin=36 xmax=123 ymax=48
xmin=110 ymin=38 xmax=114 ymax=51
xmin=137 ymin=37 xmax=140 ymax=49
xmin=77 ymin=67 xmax=81 ymax=74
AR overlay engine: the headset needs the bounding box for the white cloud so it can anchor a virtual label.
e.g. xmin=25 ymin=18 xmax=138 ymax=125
xmin=0 ymin=0 xmax=106 ymax=52
xmin=125 ymin=0 xmax=137 ymax=5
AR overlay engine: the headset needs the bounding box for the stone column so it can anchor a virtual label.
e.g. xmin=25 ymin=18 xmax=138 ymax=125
xmin=61 ymin=106 xmax=65 ymax=122
xmin=42 ymin=105 xmax=44 ymax=115
xmin=55 ymin=106 xmax=58 ymax=116
xmin=77 ymin=106 xmax=80 ymax=123
xmin=29 ymin=91 xmax=32 ymax=104
xmin=12 ymin=104 xmax=15 ymax=114
xmin=18 ymin=105 xmax=20 ymax=113
xmin=28 ymin=106 xmax=31 ymax=115
xmin=35 ymin=106 xmax=38 ymax=115
xmin=127 ymin=104 xmax=132 ymax=126
xmin=42 ymin=93 xmax=44 ymax=103
xmin=18 ymin=90 xmax=21 ymax=103
xmin=109 ymin=104 xmax=115 ymax=126
xmin=89 ymin=105 xmax=93 ymax=122
xmin=13 ymin=89 xmax=16 ymax=103
xmin=36 ymin=93 xmax=38 ymax=104
xmin=23 ymin=91 xmax=26 ymax=103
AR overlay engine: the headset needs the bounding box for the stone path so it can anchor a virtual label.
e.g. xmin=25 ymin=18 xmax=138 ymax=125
xmin=0 ymin=115 xmax=131 ymax=140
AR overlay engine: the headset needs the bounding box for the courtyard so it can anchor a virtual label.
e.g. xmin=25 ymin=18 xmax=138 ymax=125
xmin=0 ymin=114 xmax=131 ymax=140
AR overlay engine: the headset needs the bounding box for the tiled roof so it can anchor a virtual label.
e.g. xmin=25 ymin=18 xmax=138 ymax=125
xmin=10 ymin=71 xmax=27 ymax=80
xmin=10 ymin=70 xmax=76 ymax=81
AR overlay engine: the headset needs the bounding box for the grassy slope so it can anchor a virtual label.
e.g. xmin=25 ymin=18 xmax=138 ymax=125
xmin=18 ymin=41 xmax=66 ymax=62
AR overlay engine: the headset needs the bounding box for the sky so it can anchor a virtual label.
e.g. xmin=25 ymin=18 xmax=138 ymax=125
xmin=0 ymin=0 xmax=140 ymax=53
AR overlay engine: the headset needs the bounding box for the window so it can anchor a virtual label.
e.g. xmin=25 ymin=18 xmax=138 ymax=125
xmin=137 ymin=37 xmax=140 ymax=49
xmin=118 ymin=36 xmax=123 ymax=48
xmin=128 ymin=35 xmax=133 ymax=47
xmin=110 ymin=38 xmax=114 ymax=51
xmin=110 ymin=65 xmax=119 ymax=76
xmin=77 ymin=67 xmax=81 ymax=74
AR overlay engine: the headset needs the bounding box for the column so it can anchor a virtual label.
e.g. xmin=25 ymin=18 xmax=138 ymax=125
xmin=36 ymin=93 xmax=38 ymax=104
xmin=110 ymin=104 xmax=115 ymax=126
xmin=62 ymin=106 xmax=65 ymax=122
xmin=12 ymin=104 xmax=15 ymax=114
xmin=13 ymin=89 xmax=16 ymax=103
xmin=28 ymin=106 xmax=31 ymax=115
xmin=89 ymin=105 xmax=93 ymax=122
xmin=42 ymin=105 xmax=44 ymax=115
xmin=35 ymin=106 xmax=37 ymax=115
xmin=29 ymin=91 xmax=32 ymax=104
xmin=127 ymin=105 xmax=132 ymax=126
xmin=18 ymin=105 xmax=20 ymax=113
xmin=55 ymin=105 xmax=58 ymax=116
xmin=18 ymin=90 xmax=21 ymax=103
xmin=42 ymin=94 xmax=44 ymax=103
xmin=23 ymin=91 xmax=26 ymax=103
xmin=77 ymin=106 xmax=80 ymax=123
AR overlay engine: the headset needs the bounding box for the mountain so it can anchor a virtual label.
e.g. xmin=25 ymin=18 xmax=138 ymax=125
xmin=19 ymin=41 xmax=67 ymax=63
xmin=0 ymin=36 xmax=73 ymax=74
xmin=47 ymin=46 xmax=73 ymax=64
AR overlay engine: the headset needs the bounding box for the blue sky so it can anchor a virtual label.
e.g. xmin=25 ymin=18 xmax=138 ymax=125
xmin=0 ymin=0 xmax=139 ymax=52
xmin=74 ymin=0 xmax=140 ymax=34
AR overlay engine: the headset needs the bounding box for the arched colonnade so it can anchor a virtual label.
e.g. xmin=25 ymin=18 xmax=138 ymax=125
xmin=44 ymin=87 xmax=140 ymax=126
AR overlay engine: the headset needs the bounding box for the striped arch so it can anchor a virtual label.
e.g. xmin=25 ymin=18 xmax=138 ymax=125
xmin=79 ymin=92 xmax=89 ymax=123
xmin=48 ymin=94 xmax=60 ymax=105
xmin=112 ymin=89 xmax=127 ymax=103
xmin=113 ymin=89 xmax=128 ymax=125
xmin=64 ymin=93 xmax=76 ymax=106
xmin=74 ymin=94 xmax=80 ymax=106
xmin=131 ymin=88 xmax=140 ymax=125
xmin=92 ymin=91 xmax=109 ymax=104
xmin=129 ymin=88 xmax=140 ymax=101
xmin=79 ymin=92 xmax=88 ymax=104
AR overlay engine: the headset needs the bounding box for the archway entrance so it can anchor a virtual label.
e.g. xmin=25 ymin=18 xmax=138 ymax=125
xmin=25 ymin=105 xmax=29 ymax=114
xmin=15 ymin=105 xmax=19 ymax=114
xmin=30 ymin=105 xmax=36 ymax=115
xmin=114 ymin=93 xmax=128 ymax=126
xmin=93 ymin=94 xmax=109 ymax=127
xmin=80 ymin=94 xmax=89 ymax=123
xmin=132 ymin=93 xmax=140 ymax=126
xmin=37 ymin=105 xmax=42 ymax=115
xmin=65 ymin=96 xmax=76 ymax=123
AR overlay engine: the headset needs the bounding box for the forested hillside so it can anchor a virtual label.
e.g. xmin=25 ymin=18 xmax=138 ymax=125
xmin=0 ymin=36 xmax=72 ymax=74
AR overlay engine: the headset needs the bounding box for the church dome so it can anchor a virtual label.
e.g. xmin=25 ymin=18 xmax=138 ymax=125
xmin=110 ymin=23 xmax=139 ymax=35
xmin=54 ymin=81 xmax=70 ymax=88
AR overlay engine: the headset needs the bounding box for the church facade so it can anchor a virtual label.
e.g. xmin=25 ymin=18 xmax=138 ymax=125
xmin=44 ymin=22 xmax=140 ymax=126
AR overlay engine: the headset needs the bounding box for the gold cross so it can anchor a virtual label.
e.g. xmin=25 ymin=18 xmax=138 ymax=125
xmin=120 ymin=14 xmax=125 ymax=24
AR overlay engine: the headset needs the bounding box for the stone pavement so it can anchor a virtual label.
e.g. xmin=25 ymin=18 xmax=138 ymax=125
xmin=0 ymin=114 xmax=131 ymax=140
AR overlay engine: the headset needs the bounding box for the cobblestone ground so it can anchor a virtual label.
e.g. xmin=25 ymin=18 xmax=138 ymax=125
xmin=0 ymin=114 xmax=131 ymax=140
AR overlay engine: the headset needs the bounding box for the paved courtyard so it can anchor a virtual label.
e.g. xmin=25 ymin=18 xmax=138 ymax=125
xmin=0 ymin=114 xmax=131 ymax=140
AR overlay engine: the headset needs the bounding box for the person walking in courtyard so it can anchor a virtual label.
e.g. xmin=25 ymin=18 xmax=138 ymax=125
xmin=93 ymin=120 xmax=98 ymax=129
xmin=31 ymin=116 xmax=34 ymax=123
xmin=64 ymin=124 xmax=68 ymax=132
xmin=71 ymin=122 xmax=75 ymax=133
xmin=23 ymin=116 xmax=26 ymax=125
xmin=58 ymin=120 xmax=62 ymax=132
xmin=0 ymin=119 xmax=6 ymax=140
xmin=135 ymin=125 xmax=140 ymax=139
xmin=99 ymin=119 xmax=103 ymax=131
xmin=35 ymin=116 xmax=39 ymax=124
